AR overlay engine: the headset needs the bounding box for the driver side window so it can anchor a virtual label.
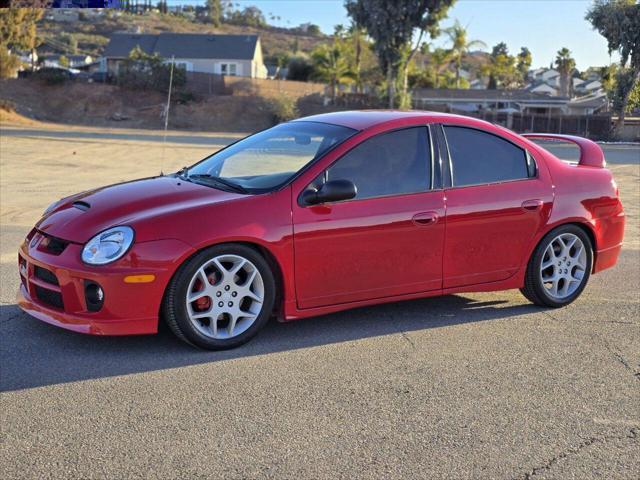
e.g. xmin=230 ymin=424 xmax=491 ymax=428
xmin=316 ymin=127 xmax=431 ymax=200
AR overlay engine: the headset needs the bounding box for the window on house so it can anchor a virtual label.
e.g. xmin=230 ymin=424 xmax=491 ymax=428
xmin=443 ymin=126 xmax=530 ymax=187
xmin=220 ymin=63 xmax=238 ymax=76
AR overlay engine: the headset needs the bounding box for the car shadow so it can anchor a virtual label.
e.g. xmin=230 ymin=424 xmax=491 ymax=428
xmin=0 ymin=295 xmax=541 ymax=392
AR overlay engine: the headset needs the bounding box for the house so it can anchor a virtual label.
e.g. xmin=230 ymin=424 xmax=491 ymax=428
xmin=576 ymin=80 xmax=603 ymax=94
xmin=526 ymin=81 xmax=559 ymax=96
xmin=566 ymin=92 xmax=608 ymax=115
xmin=101 ymin=33 xmax=268 ymax=79
xmin=40 ymin=54 xmax=91 ymax=68
xmin=411 ymin=88 xmax=570 ymax=115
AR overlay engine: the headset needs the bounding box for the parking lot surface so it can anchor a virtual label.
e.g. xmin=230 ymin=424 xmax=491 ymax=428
xmin=1 ymin=125 xmax=638 ymax=479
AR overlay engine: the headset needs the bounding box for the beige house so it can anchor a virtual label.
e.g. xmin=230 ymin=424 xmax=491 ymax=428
xmin=101 ymin=33 xmax=268 ymax=79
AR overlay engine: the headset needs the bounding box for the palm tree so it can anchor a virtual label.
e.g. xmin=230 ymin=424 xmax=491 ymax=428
xmin=445 ymin=21 xmax=486 ymax=88
xmin=555 ymin=47 xmax=576 ymax=98
xmin=311 ymin=42 xmax=354 ymax=102
xmin=430 ymin=48 xmax=453 ymax=88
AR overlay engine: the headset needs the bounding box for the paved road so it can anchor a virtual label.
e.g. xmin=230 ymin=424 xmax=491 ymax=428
xmin=1 ymin=129 xmax=638 ymax=479
xmin=1 ymin=126 xmax=638 ymax=164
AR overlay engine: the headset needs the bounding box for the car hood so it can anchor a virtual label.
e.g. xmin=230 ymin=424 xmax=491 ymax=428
xmin=36 ymin=176 xmax=243 ymax=243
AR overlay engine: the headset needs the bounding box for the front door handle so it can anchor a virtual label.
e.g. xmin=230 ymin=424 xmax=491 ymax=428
xmin=521 ymin=199 xmax=543 ymax=211
xmin=412 ymin=211 xmax=439 ymax=226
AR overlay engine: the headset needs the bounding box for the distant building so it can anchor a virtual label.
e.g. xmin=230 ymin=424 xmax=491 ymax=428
xmin=101 ymin=33 xmax=268 ymax=79
xmin=526 ymin=82 xmax=559 ymax=96
xmin=40 ymin=54 xmax=91 ymax=68
xmin=412 ymin=88 xmax=571 ymax=115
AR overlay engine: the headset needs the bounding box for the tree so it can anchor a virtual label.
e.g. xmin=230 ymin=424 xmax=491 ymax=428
xmin=444 ymin=20 xmax=485 ymax=88
xmin=119 ymin=46 xmax=186 ymax=93
xmin=0 ymin=4 xmax=48 ymax=78
xmin=345 ymin=0 xmax=455 ymax=108
xmin=287 ymin=55 xmax=313 ymax=81
xmin=586 ymin=0 xmax=640 ymax=129
xmin=486 ymin=42 xmax=517 ymax=89
xmin=516 ymin=47 xmax=532 ymax=86
xmin=207 ymin=0 xmax=222 ymax=27
xmin=311 ymin=41 xmax=354 ymax=102
xmin=555 ymin=47 xmax=576 ymax=97
xmin=0 ymin=45 xmax=20 ymax=79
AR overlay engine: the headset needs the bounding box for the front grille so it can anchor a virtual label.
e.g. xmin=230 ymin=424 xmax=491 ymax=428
xmin=35 ymin=285 xmax=64 ymax=309
xmin=34 ymin=265 xmax=59 ymax=286
xmin=40 ymin=235 xmax=68 ymax=255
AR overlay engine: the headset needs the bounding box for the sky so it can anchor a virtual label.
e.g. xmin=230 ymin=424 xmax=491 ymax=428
xmin=166 ymin=0 xmax=619 ymax=70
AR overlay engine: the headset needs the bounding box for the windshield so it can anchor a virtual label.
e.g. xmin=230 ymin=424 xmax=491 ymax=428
xmin=186 ymin=121 xmax=355 ymax=192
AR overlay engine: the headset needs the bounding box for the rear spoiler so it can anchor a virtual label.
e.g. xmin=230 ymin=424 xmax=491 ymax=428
xmin=522 ymin=133 xmax=606 ymax=168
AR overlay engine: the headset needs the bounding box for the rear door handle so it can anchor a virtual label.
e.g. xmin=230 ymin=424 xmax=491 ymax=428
xmin=412 ymin=211 xmax=439 ymax=226
xmin=522 ymin=199 xmax=544 ymax=211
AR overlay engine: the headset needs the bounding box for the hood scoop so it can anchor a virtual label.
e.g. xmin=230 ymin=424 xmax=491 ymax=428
xmin=72 ymin=201 xmax=91 ymax=211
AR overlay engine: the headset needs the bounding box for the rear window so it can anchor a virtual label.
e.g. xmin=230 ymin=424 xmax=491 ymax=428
xmin=444 ymin=126 xmax=530 ymax=187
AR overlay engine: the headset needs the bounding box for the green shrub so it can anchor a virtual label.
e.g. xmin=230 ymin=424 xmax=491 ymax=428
xmin=266 ymin=95 xmax=298 ymax=124
xmin=33 ymin=67 xmax=70 ymax=85
xmin=0 ymin=46 xmax=21 ymax=79
xmin=118 ymin=46 xmax=186 ymax=93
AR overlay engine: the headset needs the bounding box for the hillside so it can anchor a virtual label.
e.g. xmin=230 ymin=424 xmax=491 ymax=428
xmin=37 ymin=11 xmax=327 ymax=61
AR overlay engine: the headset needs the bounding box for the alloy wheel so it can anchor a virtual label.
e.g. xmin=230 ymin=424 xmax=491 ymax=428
xmin=539 ymin=233 xmax=587 ymax=300
xmin=185 ymin=254 xmax=264 ymax=339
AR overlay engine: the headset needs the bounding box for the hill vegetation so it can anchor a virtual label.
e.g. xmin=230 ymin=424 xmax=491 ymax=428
xmin=37 ymin=9 xmax=326 ymax=63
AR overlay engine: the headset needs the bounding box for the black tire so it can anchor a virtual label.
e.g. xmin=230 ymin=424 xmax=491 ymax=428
xmin=162 ymin=243 xmax=276 ymax=350
xmin=520 ymin=224 xmax=593 ymax=308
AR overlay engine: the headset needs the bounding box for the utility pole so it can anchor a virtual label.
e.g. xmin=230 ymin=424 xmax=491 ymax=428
xmin=164 ymin=55 xmax=175 ymax=133
xmin=161 ymin=55 xmax=175 ymax=175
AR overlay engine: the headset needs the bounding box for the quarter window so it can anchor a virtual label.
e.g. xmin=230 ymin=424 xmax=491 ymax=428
xmin=443 ymin=126 xmax=530 ymax=187
xmin=323 ymin=127 xmax=431 ymax=200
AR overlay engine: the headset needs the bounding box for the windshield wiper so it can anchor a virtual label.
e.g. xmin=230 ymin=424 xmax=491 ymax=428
xmin=188 ymin=174 xmax=249 ymax=194
xmin=176 ymin=166 xmax=189 ymax=179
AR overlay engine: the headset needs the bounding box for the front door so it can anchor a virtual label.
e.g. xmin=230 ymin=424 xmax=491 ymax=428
xmin=292 ymin=126 xmax=446 ymax=309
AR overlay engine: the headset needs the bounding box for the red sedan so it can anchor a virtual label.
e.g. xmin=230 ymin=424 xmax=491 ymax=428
xmin=18 ymin=111 xmax=625 ymax=349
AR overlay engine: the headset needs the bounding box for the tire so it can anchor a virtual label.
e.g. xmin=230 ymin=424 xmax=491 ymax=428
xmin=162 ymin=243 xmax=276 ymax=350
xmin=520 ymin=224 xmax=593 ymax=308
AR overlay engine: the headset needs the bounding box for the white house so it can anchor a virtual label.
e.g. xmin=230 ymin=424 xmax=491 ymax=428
xmin=102 ymin=33 xmax=268 ymax=79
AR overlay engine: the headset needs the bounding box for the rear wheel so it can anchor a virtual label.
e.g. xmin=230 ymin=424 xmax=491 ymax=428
xmin=521 ymin=225 xmax=593 ymax=308
xmin=162 ymin=244 xmax=275 ymax=350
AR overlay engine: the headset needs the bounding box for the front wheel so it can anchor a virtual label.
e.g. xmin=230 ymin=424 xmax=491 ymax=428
xmin=520 ymin=225 xmax=593 ymax=308
xmin=162 ymin=244 xmax=276 ymax=350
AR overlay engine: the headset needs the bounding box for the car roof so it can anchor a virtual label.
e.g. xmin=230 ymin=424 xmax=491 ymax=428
xmin=293 ymin=110 xmax=488 ymax=131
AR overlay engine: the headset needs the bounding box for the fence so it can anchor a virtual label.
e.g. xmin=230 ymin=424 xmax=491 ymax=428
xmin=184 ymin=72 xmax=326 ymax=99
xmin=486 ymin=112 xmax=612 ymax=140
xmin=409 ymin=101 xmax=613 ymax=140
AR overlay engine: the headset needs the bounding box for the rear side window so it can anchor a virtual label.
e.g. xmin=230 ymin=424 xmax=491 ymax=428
xmin=443 ymin=126 xmax=530 ymax=187
xmin=325 ymin=127 xmax=431 ymax=200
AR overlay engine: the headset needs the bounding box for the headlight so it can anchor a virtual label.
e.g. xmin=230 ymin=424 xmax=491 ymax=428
xmin=81 ymin=226 xmax=135 ymax=265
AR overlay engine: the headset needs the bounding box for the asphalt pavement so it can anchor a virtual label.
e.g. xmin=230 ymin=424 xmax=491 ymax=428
xmin=1 ymin=130 xmax=638 ymax=479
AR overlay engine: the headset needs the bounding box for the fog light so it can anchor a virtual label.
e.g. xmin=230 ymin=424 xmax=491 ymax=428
xmin=84 ymin=281 xmax=104 ymax=312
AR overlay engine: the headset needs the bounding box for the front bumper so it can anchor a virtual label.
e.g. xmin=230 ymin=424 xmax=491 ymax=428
xmin=17 ymin=230 xmax=194 ymax=335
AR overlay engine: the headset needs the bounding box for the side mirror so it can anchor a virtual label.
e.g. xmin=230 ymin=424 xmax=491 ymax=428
xmin=302 ymin=179 xmax=357 ymax=206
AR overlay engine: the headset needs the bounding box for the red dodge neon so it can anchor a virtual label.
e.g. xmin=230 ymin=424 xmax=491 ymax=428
xmin=18 ymin=111 xmax=625 ymax=349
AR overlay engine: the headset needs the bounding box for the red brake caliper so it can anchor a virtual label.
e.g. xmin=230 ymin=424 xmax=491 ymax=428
xmin=193 ymin=272 xmax=220 ymax=311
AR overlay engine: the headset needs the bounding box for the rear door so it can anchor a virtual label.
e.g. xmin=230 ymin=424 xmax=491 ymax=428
xmin=440 ymin=125 xmax=553 ymax=288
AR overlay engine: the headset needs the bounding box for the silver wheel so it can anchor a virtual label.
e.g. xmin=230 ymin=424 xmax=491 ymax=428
xmin=186 ymin=254 xmax=264 ymax=340
xmin=539 ymin=233 xmax=587 ymax=300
